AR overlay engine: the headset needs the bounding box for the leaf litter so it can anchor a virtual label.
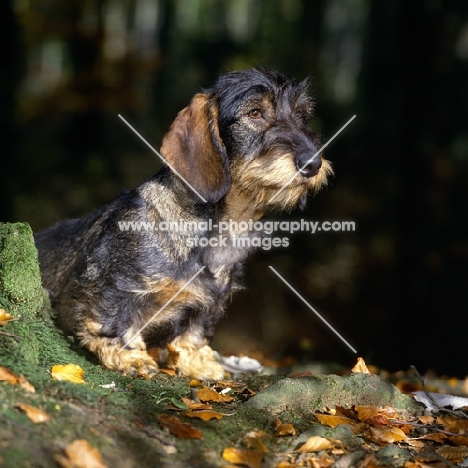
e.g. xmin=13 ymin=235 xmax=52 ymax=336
xmin=1 ymin=351 xmax=468 ymax=467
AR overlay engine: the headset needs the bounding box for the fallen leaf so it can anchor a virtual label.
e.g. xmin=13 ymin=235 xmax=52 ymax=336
xmin=189 ymin=379 xmax=203 ymax=387
xmin=369 ymin=426 xmax=407 ymax=443
xmin=159 ymin=413 xmax=203 ymax=439
xmin=275 ymin=421 xmax=296 ymax=437
xmin=51 ymin=364 xmax=86 ymax=384
xmin=295 ymin=436 xmax=334 ymax=452
xmin=437 ymin=414 xmax=468 ymax=433
xmin=166 ymin=398 xmax=188 ymax=410
xmin=413 ymin=391 xmax=468 ymax=412
xmin=436 ymin=445 xmax=468 ymax=463
xmin=314 ymin=413 xmax=354 ymax=428
xmin=419 ymin=415 xmax=435 ymax=425
xmin=181 ymin=397 xmax=212 ymax=410
xmin=355 ymin=405 xmax=397 ymax=424
xmin=183 ymin=410 xmax=224 ymax=420
xmin=448 ymin=435 xmax=468 ymax=446
xmin=351 ymin=357 xmax=370 ymax=374
xmin=196 ymin=386 xmax=234 ymax=403
xmin=0 ymin=309 xmax=13 ymax=326
xmin=244 ymin=431 xmax=269 ymax=452
xmin=222 ymin=447 xmax=263 ymax=468
xmin=0 ymin=366 xmax=19 ymax=384
xmin=0 ymin=367 xmax=35 ymax=393
xmin=354 ymin=405 xmax=380 ymax=422
xmin=418 ymin=432 xmax=447 ymax=443
xmin=18 ymin=374 xmax=36 ymax=393
xmin=54 ymin=439 xmax=108 ymax=468
xmin=14 ymin=403 xmax=51 ymax=423
xmin=159 ymin=368 xmax=176 ymax=376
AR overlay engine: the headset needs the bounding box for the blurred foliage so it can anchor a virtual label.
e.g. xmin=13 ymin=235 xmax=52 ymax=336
xmin=1 ymin=0 xmax=467 ymax=376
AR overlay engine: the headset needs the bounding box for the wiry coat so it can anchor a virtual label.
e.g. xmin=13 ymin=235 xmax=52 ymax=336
xmin=35 ymin=68 xmax=332 ymax=379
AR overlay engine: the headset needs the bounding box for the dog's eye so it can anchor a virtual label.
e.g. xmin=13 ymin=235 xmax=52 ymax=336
xmin=248 ymin=109 xmax=263 ymax=120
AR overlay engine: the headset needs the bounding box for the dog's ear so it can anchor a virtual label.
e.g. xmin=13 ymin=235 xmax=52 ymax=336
xmin=160 ymin=93 xmax=231 ymax=203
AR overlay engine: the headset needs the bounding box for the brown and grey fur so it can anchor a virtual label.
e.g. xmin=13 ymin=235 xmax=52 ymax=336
xmin=35 ymin=68 xmax=332 ymax=380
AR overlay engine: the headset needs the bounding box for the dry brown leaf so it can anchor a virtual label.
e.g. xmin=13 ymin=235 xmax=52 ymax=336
xmin=14 ymin=403 xmax=51 ymax=424
xmin=159 ymin=368 xmax=176 ymax=376
xmin=222 ymin=447 xmax=263 ymax=468
xmin=436 ymin=445 xmax=468 ymax=463
xmin=366 ymin=414 xmax=390 ymax=426
xmin=0 ymin=366 xmax=19 ymax=384
xmin=355 ymin=405 xmax=379 ymax=422
xmin=196 ymin=386 xmax=234 ymax=403
xmin=0 ymin=309 xmax=13 ymax=326
xmin=355 ymin=405 xmax=397 ymax=424
xmin=18 ymin=374 xmax=36 ymax=393
xmin=406 ymin=439 xmax=425 ymax=450
xmin=315 ymin=413 xmax=354 ymax=428
xmin=448 ymin=435 xmax=468 ymax=446
xmin=54 ymin=439 xmax=108 ymax=468
xmin=418 ymin=432 xmax=446 ymax=443
xmin=244 ymin=431 xmax=269 ymax=452
xmin=181 ymin=397 xmax=212 ymax=410
xmin=438 ymin=414 xmax=468 ymax=433
xmin=351 ymin=357 xmax=370 ymax=374
xmin=418 ymin=415 xmax=435 ymax=425
xmin=183 ymin=410 xmax=224 ymax=420
xmin=295 ymin=436 xmax=334 ymax=453
xmin=0 ymin=367 xmax=35 ymax=393
xmin=159 ymin=413 xmax=203 ymax=439
xmin=51 ymin=364 xmax=86 ymax=384
xmin=274 ymin=420 xmax=296 ymax=437
xmin=369 ymin=426 xmax=407 ymax=444
xmin=189 ymin=379 xmax=203 ymax=387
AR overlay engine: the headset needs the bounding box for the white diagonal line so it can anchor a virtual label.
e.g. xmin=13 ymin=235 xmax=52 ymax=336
xmin=118 ymin=114 xmax=207 ymax=203
xmin=268 ymin=266 xmax=357 ymax=354
xmin=119 ymin=266 xmax=206 ymax=352
xmin=268 ymin=115 xmax=356 ymax=204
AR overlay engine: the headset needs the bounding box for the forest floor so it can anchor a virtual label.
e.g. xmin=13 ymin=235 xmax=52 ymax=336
xmin=1 ymin=316 xmax=468 ymax=468
xmin=1 ymin=223 xmax=468 ymax=468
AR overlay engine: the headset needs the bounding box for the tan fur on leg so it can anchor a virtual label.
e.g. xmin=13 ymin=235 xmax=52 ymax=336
xmin=86 ymin=337 xmax=159 ymax=377
xmin=78 ymin=321 xmax=158 ymax=377
xmin=167 ymin=328 xmax=225 ymax=380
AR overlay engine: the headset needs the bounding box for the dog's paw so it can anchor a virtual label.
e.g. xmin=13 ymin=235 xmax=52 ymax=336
xmin=193 ymin=360 xmax=225 ymax=381
xmin=88 ymin=337 xmax=159 ymax=378
xmin=175 ymin=344 xmax=226 ymax=380
xmin=119 ymin=350 xmax=159 ymax=379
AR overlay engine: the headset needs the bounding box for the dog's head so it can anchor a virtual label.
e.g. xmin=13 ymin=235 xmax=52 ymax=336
xmin=160 ymin=67 xmax=332 ymax=209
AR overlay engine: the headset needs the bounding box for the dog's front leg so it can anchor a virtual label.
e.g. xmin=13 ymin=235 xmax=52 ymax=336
xmin=166 ymin=326 xmax=225 ymax=380
xmin=78 ymin=321 xmax=159 ymax=378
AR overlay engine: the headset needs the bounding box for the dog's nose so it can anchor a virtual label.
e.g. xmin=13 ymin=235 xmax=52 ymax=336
xmin=296 ymin=153 xmax=322 ymax=178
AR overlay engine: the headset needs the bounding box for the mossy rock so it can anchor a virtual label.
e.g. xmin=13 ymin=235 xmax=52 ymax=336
xmin=243 ymin=373 xmax=421 ymax=415
xmin=0 ymin=222 xmax=44 ymax=364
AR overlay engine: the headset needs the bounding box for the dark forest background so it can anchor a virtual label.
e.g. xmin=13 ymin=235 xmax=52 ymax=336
xmin=1 ymin=0 xmax=467 ymax=377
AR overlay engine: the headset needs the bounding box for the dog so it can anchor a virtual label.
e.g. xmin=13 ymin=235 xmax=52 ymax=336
xmin=34 ymin=68 xmax=333 ymax=380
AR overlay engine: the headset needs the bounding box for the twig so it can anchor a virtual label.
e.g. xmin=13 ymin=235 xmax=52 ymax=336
xmin=388 ymin=418 xmax=461 ymax=437
xmin=0 ymin=330 xmax=22 ymax=339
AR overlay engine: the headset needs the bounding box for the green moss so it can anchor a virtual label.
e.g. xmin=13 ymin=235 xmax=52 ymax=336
xmin=0 ymin=222 xmax=43 ymax=313
xmin=0 ymin=222 xmax=44 ymax=364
